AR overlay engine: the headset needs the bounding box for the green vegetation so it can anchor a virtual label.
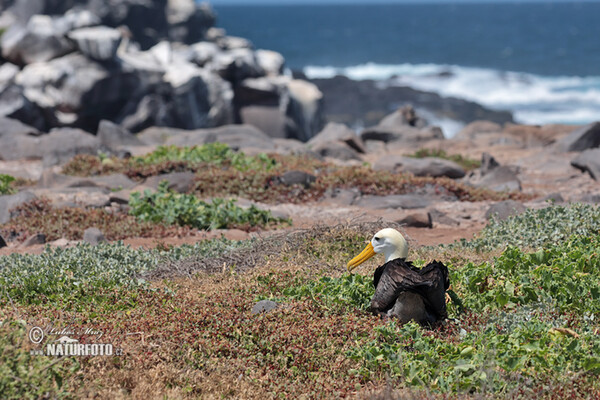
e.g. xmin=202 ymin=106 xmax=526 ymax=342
xmin=0 ymin=320 xmax=78 ymax=399
xmin=3 ymin=202 xmax=599 ymax=398
xmin=459 ymin=202 xmax=600 ymax=251
xmin=128 ymin=181 xmax=289 ymax=230
xmin=407 ymin=148 xmax=481 ymax=171
xmin=134 ymin=143 xmax=277 ymax=172
xmin=62 ymin=143 xmax=525 ymax=204
xmin=272 ymin=204 xmax=600 ymax=396
xmin=0 ymin=239 xmax=245 ymax=307
xmin=0 ymin=174 xmax=16 ymax=195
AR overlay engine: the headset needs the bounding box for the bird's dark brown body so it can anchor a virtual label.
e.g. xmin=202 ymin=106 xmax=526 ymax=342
xmin=370 ymin=258 xmax=449 ymax=326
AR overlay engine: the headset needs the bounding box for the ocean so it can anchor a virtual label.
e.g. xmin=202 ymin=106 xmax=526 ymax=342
xmin=212 ymin=2 xmax=600 ymax=128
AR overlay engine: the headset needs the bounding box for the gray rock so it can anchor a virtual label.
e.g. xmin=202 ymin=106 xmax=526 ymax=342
xmin=186 ymin=41 xmax=220 ymax=66
xmin=255 ymin=49 xmax=285 ymax=76
xmin=163 ymin=62 xmax=234 ymax=129
xmin=286 ymin=79 xmax=324 ymax=141
xmin=83 ymin=227 xmax=106 ymax=245
xmin=485 ymin=200 xmax=527 ymax=221
xmin=0 ymin=116 xmax=41 ymax=138
xmin=538 ymin=192 xmax=564 ymax=203
xmin=311 ymin=141 xmax=361 ymax=161
xmin=1 ymin=15 xmax=75 ymax=64
xmin=278 ymin=170 xmax=317 ymax=188
xmin=209 ymin=48 xmax=263 ymax=82
xmin=0 ymin=84 xmax=48 ymax=131
xmin=144 ymin=172 xmax=196 ymax=193
xmin=577 ymin=194 xmax=600 ymax=204
xmin=322 ymin=188 xmax=360 ymax=206
xmin=308 ymin=122 xmax=365 ymax=154
xmin=373 ymin=155 xmax=465 ymax=179
xmin=165 ymin=124 xmax=276 ymax=151
xmin=571 ymin=148 xmax=600 ymax=180
xmin=41 ymin=128 xmax=101 ymax=167
xmin=397 ymin=211 xmax=432 ymax=228
xmin=67 ymin=25 xmax=123 ymax=61
xmin=22 ymin=233 xmax=46 ymax=246
xmin=251 ymin=300 xmax=279 ymax=315
xmin=354 ymin=194 xmax=431 ymax=210
xmin=555 ymin=122 xmax=600 ymax=152
xmin=38 ymin=170 xmax=136 ymax=191
xmin=216 ymin=35 xmax=253 ymax=50
xmin=97 ymin=119 xmax=143 ymax=151
xmin=361 ymin=125 xmax=444 ymax=144
xmin=32 ymin=187 xmax=111 ymax=208
xmin=0 ymin=191 xmax=37 ymax=224
xmin=473 ymin=166 xmax=521 ymax=192
xmin=137 ymin=126 xmax=188 ymax=145
xmin=429 ymin=208 xmax=459 ymax=226
xmin=239 ymin=105 xmax=289 ymax=139
xmin=0 ymin=134 xmax=43 ymax=161
xmin=455 ymin=120 xmax=502 ymax=140
xmin=166 ymin=0 xmax=215 ymax=44
xmin=119 ymin=94 xmax=172 ymax=134
xmin=378 ymin=105 xmax=426 ymax=129
xmin=0 ymin=63 xmax=19 ymax=91
xmin=480 ymin=152 xmax=500 ymax=175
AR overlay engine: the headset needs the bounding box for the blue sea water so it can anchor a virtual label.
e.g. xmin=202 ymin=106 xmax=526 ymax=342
xmin=211 ymin=2 xmax=600 ymax=126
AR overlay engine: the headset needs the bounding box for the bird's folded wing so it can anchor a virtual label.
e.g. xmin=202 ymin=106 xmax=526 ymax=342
xmin=371 ymin=259 xmax=449 ymax=319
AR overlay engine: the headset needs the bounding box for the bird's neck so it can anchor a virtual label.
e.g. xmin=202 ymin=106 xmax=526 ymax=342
xmin=385 ymin=250 xmax=406 ymax=263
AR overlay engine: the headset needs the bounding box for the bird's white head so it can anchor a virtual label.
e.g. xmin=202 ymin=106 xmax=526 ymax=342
xmin=347 ymin=228 xmax=408 ymax=272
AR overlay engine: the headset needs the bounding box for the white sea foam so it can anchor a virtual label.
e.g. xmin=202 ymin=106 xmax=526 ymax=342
xmin=304 ymin=63 xmax=600 ymax=127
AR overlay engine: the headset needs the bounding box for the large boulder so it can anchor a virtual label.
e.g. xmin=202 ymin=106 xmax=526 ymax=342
xmin=209 ymin=48 xmax=264 ymax=83
xmin=0 ymin=191 xmax=37 ymax=224
xmin=67 ymin=25 xmax=123 ymax=61
xmin=361 ymin=123 xmax=444 ymax=144
xmin=255 ymin=49 xmax=285 ymax=77
xmin=1 ymin=15 xmax=75 ymax=64
xmin=41 ymin=127 xmax=101 ymax=166
xmin=373 ymin=155 xmax=465 ymax=179
xmin=354 ymin=194 xmax=432 ymax=210
xmin=165 ymin=124 xmax=276 ymax=152
xmin=485 ymin=200 xmax=527 ymax=221
xmin=0 ymin=117 xmax=41 ymax=138
xmin=96 ymin=119 xmax=143 ymax=152
xmin=473 ymin=166 xmax=521 ymax=192
xmin=555 ymin=122 xmax=600 ymax=152
xmin=455 ymin=120 xmax=502 ymax=140
xmin=162 ymin=61 xmax=234 ymax=129
xmin=571 ymin=148 xmax=600 ymax=180
xmin=0 ymin=84 xmax=48 ymax=131
xmin=286 ymin=79 xmax=324 ymax=142
xmin=16 ymin=52 xmax=144 ymax=130
xmin=308 ymin=122 xmax=365 ymax=154
xmin=310 ymin=141 xmax=361 ymax=161
xmin=0 ymin=134 xmax=44 ymax=160
xmin=166 ymin=0 xmax=215 ymax=44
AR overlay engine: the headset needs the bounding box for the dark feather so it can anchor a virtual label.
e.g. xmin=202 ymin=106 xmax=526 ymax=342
xmin=370 ymin=259 xmax=449 ymax=325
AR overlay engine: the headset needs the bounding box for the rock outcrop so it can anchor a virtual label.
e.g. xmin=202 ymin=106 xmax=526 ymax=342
xmin=0 ymin=1 xmax=324 ymax=142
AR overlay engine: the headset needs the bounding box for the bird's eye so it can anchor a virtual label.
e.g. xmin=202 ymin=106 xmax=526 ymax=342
xmin=374 ymin=237 xmax=380 ymax=241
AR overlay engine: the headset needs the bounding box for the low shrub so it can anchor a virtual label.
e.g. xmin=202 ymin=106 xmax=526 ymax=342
xmin=128 ymin=181 xmax=289 ymax=230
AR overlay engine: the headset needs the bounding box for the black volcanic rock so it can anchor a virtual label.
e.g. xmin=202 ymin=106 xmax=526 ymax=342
xmin=308 ymin=75 xmax=513 ymax=128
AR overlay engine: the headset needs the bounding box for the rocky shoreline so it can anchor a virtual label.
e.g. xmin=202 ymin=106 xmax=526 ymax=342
xmin=0 ymin=0 xmax=599 ymax=253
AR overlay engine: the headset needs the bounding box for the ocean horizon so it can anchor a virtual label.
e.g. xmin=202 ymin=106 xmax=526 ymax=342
xmin=211 ymin=2 xmax=600 ymax=127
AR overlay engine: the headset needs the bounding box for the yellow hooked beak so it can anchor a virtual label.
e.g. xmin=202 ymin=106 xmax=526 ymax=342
xmin=347 ymin=242 xmax=376 ymax=272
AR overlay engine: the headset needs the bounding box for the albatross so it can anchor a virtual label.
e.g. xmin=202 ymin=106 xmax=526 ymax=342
xmin=347 ymin=228 xmax=449 ymax=326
